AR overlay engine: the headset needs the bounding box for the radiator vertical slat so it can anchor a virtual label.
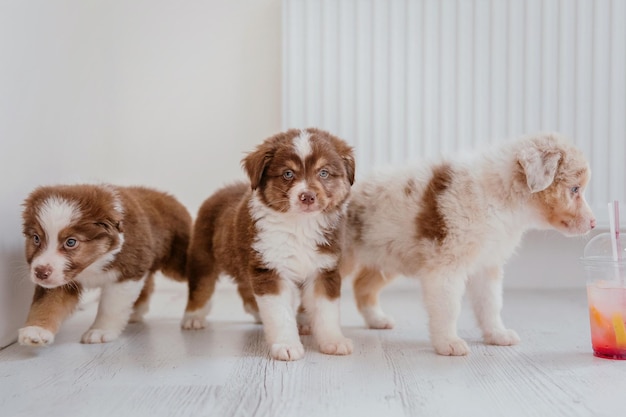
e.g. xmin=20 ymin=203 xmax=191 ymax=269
xmin=557 ymin=0 xmax=576 ymax=138
xmin=405 ymin=0 xmax=423 ymax=161
xmin=490 ymin=0 xmax=508 ymax=146
xmin=541 ymin=0 xmax=559 ymax=130
xmin=283 ymin=0 xmax=625 ymax=225
xmin=389 ymin=0 xmax=407 ymax=165
xmin=457 ymin=0 xmax=474 ymax=151
xmin=609 ymin=0 xmax=626 ymax=204
xmin=592 ymin=0 xmax=610 ymax=204
xmin=337 ymin=0 xmax=356 ymax=146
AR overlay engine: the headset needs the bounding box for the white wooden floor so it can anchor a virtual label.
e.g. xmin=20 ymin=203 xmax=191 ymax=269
xmin=1 ymin=277 xmax=625 ymax=417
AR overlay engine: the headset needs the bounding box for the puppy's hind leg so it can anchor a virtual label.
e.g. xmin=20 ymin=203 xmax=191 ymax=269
xmin=182 ymin=252 xmax=218 ymax=330
xmin=353 ymin=267 xmax=396 ymax=329
xmin=421 ymin=271 xmax=470 ymax=356
xmin=129 ymin=273 xmax=155 ymax=323
xmin=82 ymin=277 xmax=145 ymax=344
xmin=468 ymin=266 xmax=520 ymax=346
xmin=236 ymin=280 xmax=261 ymax=324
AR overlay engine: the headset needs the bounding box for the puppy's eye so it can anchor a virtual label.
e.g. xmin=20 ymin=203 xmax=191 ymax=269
xmin=571 ymin=186 xmax=580 ymax=194
xmin=33 ymin=234 xmax=40 ymax=246
xmin=319 ymin=169 xmax=330 ymax=179
xmin=283 ymin=170 xmax=294 ymax=180
xmin=64 ymin=238 xmax=78 ymax=249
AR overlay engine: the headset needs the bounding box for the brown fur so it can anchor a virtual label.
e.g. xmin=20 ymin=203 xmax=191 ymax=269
xmin=415 ymin=163 xmax=453 ymax=244
xmin=19 ymin=184 xmax=192 ymax=345
xmin=183 ymin=128 xmax=355 ymax=360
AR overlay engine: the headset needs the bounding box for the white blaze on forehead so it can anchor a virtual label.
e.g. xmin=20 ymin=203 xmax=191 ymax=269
xmin=36 ymin=197 xmax=81 ymax=242
xmin=31 ymin=196 xmax=81 ymax=286
xmin=293 ymin=131 xmax=312 ymax=160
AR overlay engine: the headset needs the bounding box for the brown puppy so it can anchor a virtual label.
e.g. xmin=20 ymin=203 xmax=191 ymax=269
xmin=19 ymin=185 xmax=191 ymax=346
xmin=182 ymin=128 xmax=355 ymax=361
xmin=341 ymin=133 xmax=596 ymax=355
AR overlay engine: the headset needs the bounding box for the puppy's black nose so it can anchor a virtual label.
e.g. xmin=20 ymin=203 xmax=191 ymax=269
xmin=34 ymin=265 xmax=52 ymax=280
xmin=299 ymin=191 xmax=316 ymax=206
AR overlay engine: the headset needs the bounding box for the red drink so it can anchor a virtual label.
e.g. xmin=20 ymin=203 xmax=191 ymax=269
xmin=587 ymin=285 xmax=626 ymax=360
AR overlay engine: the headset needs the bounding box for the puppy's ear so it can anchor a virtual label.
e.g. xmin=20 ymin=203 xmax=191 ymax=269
xmin=321 ymin=130 xmax=355 ymax=185
xmin=518 ymin=146 xmax=561 ymax=192
xmin=96 ymin=219 xmax=124 ymax=233
xmin=242 ymin=142 xmax=274 ymax=190
xmin=343 ymin=153 xmax=356 ymax=185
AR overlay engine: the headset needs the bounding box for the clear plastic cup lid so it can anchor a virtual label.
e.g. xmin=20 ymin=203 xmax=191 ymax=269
xmin=582 ymin=232 xmax=626 ymax=264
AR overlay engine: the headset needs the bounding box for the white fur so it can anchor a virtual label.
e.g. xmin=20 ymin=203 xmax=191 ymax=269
xmin=75 ymin=235 xmax=124 ymax=289
xmin=301 ymin=285 xmax=353 ymax=355
xmin=181 ymin=301 xmax=213 ymax=330
xmin=250 ymin=194 xmax=346 ymax=360
xmin=31 ymin=197 xmax=80 ymax=287
xmin=18 ymin=326 xmax=55 ymax=346
xmin=250 ymin=193 xmax=339 ymax=285
xmin=256 ymin=285 xmax=304 ymax=361
xmin=81 ymin=276 xmax=146 ymax=344
xmin=293 ymin=130 xmax=312 ymax=160
xmin=346 ymin=134 xmax=594 ymax=355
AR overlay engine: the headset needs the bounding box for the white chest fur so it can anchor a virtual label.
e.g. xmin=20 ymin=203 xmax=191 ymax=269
xmin=250 ymin=197 xmax=340 ymax=284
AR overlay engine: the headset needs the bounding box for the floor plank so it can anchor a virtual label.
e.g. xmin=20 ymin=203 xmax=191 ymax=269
xmin=1 ymin=278 xmax=624 ymax=417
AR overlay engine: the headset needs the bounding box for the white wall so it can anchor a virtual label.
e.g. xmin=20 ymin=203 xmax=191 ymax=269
xmin=0 ymin=0 xmax=282 ymax=347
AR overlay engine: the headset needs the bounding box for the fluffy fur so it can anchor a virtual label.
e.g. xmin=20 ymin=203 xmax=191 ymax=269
xmin=18 ymin=184 xmax=191 ymax=346
xmin=341 ymin=133 xmax=596 ymax=356
xmin=182 ymin=128 xmax=355 ymax=361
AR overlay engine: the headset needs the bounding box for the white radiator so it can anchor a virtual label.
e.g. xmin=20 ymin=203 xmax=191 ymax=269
xmin=282 ymin=0 xmax=626 ymax=226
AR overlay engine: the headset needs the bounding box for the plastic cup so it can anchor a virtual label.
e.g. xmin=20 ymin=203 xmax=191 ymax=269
xmin=581 ymin=233 xmax=626 ymax=360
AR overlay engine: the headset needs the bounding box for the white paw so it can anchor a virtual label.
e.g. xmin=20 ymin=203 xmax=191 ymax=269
xmin=484 ymin=329 xmax=521 ymax=346
xmin=181 ymin=313 xmax=207 ymax=330
xmin=81 ymin=329 xmax=120 ymax=344
xmin=433 ymin=337 xmax=470 ymax=356
xmin=319 ymin=337 xmax=353 ymax=356
xmin=128 ymin=312 xmax=145 ymax=323
xmin=361 ymin=307 xmax=395 ymax=329
xmin=129 ymin=304 xmax=148 ymax=323
xmin=270 ymin=342 xmax=305 ymax=361
xmin=18 ymin=326 xmax=55 ymax=346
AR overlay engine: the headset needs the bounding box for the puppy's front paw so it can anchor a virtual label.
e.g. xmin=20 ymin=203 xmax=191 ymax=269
xmin=18 ymin=326 xmax=55 ymax=346
xmin=484 ymin=329 xmax=521 ymax=346
xmin=81 ymin=329 xmax=120 ymax=344
xmin=433 ymin=337 xmax=470 ymax=356
xmin=181 ymin=312 xmax=207 ymax=330
xmin=270 ymin=342 xmax=305 ymax=361
xmin=319 ymin=337 xmax=353 ymax=356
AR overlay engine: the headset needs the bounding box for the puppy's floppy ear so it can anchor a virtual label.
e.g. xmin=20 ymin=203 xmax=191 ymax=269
xmin=96 ymin=219 xmax=124 ymax=233
xmin=317 ymin=129 xmax=355 ymax=185
xmin=518 ymin=146 xmax=562 ymax=192
xmin=342 ymin=153 xmax=356 ymax=185
xmin=242 ymin=142 xmax=274 ymax=190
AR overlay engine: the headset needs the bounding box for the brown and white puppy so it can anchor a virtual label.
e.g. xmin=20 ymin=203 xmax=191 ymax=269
xmin=341 ymin=133 xmax=596 ymax=356
xmin=19 ymin=185 xmax=191 ymax=346
xmin=182 ymin=128 xmax=355 ymax=361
